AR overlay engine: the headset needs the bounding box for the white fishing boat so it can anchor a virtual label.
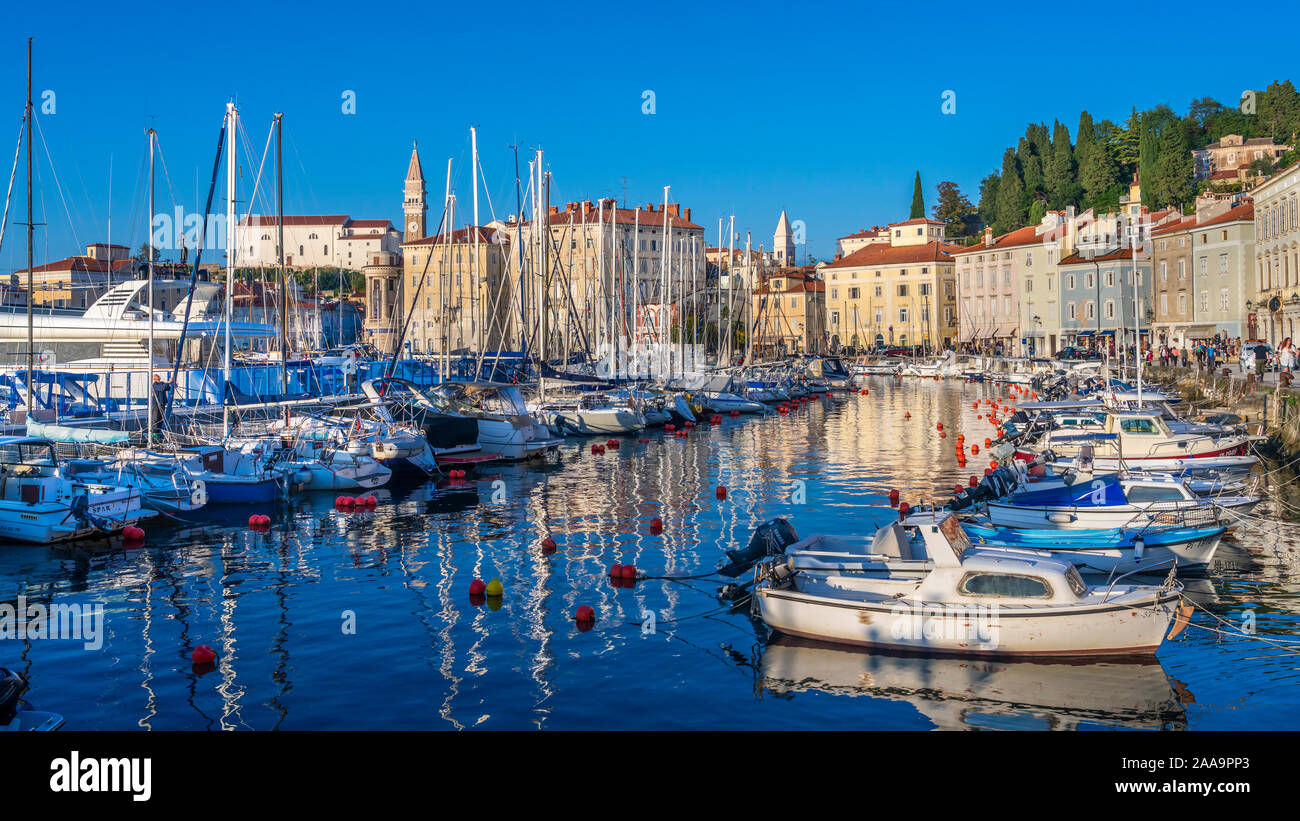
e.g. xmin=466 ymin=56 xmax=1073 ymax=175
xmin=531 ymin=392 xmax=645 ymax=436
xmin=753 ymin=510 xmax=1184 ymax=657
xmin=0 ymin=436 xmax=154 ymax=544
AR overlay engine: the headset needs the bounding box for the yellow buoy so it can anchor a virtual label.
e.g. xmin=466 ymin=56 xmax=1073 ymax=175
xmin=485 ymin=577 xmax=504 ymax=597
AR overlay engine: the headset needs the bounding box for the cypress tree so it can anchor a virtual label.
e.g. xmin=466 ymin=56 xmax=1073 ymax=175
xmin=1046 ymin=120 xmax=1080 ymax=209
xmin=977 ymin=172 xmax=1000 ymax=231
xmin=910 ymin=171 xmax=925 ymax=219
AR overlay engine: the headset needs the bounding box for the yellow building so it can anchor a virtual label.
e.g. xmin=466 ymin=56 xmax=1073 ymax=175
xmin=822 ymin=218 xmax=960 ymax=351
xmin=751 ymin=266 xmax=826 ymax=355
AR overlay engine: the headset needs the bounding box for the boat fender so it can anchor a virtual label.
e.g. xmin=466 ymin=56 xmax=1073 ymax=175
xmin=1134 ymin=538 xmax=1145 ymax=560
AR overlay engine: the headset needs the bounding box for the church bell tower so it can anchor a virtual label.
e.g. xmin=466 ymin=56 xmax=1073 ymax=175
xmin=403 ymin=141 xmax=426 ymax=243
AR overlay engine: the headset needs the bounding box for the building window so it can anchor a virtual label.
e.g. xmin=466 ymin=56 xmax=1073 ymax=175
xmin=874 ymin=285 xmax=882 ymax=297
xmin=1178 ymin=259 xmax=1186 ymax=279
xmin=1178 ymin=293 xmax=1187 ymax=314
xmin=1104 ymin=300 xmax=1114 ymax=319
xmin=919 ymin=283 xmax=930 ymax=296
xmin=1199 ymin=257 xmax=1207 ymax=276
xmin=899 ymin=307 xmax=909 ymax=323
xmin=1220 ymin=288 xmax=1229 ymax=311
xmin=1200 ymin=291 xmax=1209 ymax=313
xmin=830 ymin=311 xmax=839 ymax=326
xmin=1068 ymin=302 xmax=1076 ymax=320
xmin=897 ymin=284 xmax=908 ymax=297
xmin=1025 ymin=251 xmax=1033 ymax=267
xmin=1160 ymin=261 xmax=1167 ymax=281
xmin=1066 ymin=274 xmax=1075 ymax=290
xmin=1085 ymin=301 xmax=1095 ymax=320
xmin=849 ymin=287 xmax=860 ymax=299
xmin=1159 ymin=293 xmax=1168 ymax=315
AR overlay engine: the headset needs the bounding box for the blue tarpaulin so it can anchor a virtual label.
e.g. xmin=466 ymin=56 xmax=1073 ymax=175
xmin=1009 ymin=475 xmax=1126 ymax=507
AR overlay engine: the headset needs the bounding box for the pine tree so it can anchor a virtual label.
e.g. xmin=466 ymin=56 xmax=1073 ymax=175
xmin=1078 ymin=111 xmax=1119 ymax=209
xmin=933 ymin=181 xmax=975 ymax=237
xmin=910 ymin=171 xmax=925 ymax=219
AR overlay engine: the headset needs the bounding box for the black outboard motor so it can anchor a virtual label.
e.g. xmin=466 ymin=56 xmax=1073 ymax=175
xmin=717 ymin=518 xmax=799 ymax=577
xmin=0 ymin=667 xmax=29 ymax=726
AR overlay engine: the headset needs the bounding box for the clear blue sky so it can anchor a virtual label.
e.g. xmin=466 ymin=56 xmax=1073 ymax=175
xmin=2 ymin=1 xmax=1296 ymax=272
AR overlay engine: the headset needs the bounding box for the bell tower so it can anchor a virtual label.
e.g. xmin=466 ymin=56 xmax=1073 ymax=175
xmin=403 ymin=141 xmax=426 ymax=243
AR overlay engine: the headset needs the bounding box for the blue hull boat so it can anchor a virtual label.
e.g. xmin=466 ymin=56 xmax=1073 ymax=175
xmin=960 ymin=519 xmax=1225 ymax=575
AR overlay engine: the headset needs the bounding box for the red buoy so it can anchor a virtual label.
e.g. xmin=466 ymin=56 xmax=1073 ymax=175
xmin=575 ymin=605 xmax=595 ymax=622
xmin=969 ymin=475 xmax=978 ymax=487
xmin=609 ymin=564 xmax=624 ymax=578
xmin=936 ymin=423 xmax=943 ymax=431
xmin=469 ymin=579 xmax=486 ymax=595
xmin=716 ymin=486 xmax=727 ymax=500
xmin=665 ymin=424 xmax=676 ymax=432
xmin=940 ymin=431 xmax=946 ymax=438
xmin=542 ymin=536 xmax=557 ymax=551
xmin=971 ymin=445 xmax=979 ymax=454
xmin=191 ymin=645 xmax=217 ymax=665
xmin=729 ymin=410 xmax=740 ymax=417
xmin=954 ymin=484 xmax=963 ymax=495
xmin=904 ymin=412 xmax=911 ymax=419
xmin=591 ymin=444 xmax=602 ymax=454
xmin=650 ymin=517 xmax=664 ymax=534
xmin=684 ymin=421 xmax=695 ymax=428
xmin=990 ymin=459 xmax=999 ymax=469
xmin=607 ymin=439 xmax=620 ymax=449
xmin=898 ymin=502 xmax=910 ymax=519
xmin=619 ymin=564 xmax=637 ymax=579
xmin=984 ymin=438 xmax=992 ymax=446
xmin=888 ymin=488 xmax=900 ymax=507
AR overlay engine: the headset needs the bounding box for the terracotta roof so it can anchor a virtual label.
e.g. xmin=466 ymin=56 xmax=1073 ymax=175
xmin=890 ymin=218 xmax=945 ymax=227
xmin=950 ymin=224 xmax=1041 ymax=255
xmin=240 ymin=215 xmax=350 ymax=226
xmin=838 ymin=226 xmax=888 ymax=241
xmin=338 ymin=233 xmax=386 ymax=241
xmin=25 ymin=256 xmax=134 ymax=274
xmin=1152 ymin=216 xmax=1197 ymax=236
xmin=533 ymin=207 xmax=703 ymax=231
xmin=823 ymin=240 xmax=960 ymax=269
xmin=403 ymin=226 xmax=501 ymax=246
xmin=348 ymin=219 xmax=394 ymax=229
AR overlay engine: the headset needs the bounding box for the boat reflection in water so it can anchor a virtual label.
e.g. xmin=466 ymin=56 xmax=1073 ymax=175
xmin=759 ymin=635 xmax=1192 ymax=730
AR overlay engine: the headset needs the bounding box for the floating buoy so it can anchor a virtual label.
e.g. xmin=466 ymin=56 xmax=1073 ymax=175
xmin=954 ymin=484 xmax=963 ymax=495
xmin=729 ymin=410 xmax=740 ymax=417
xmin=121 ymin=525 xmax=146 ymax=541
xmin=665 ymin=424 xmax=676 ymax=432
xmin=575 ymin=605 xmax=595 ymax=623
xmin=619 ymin=564 xmax=637 ymax=579
xmin=338 ymin=496 xmax=356 ymax=507
xmin=984 ymin=438 xmax=992 ymax=446
xmin=940 ymin=431 xmax=946 ymax=438
xmin=191 ymin=645 xmax=216 ymax=665
xmin=888 ymin=488 xmax=900 ymax=507
xmin=609 ymin=564 xmax=624 ymax=577
xmin=990 ymin=460 xmax=999 ymax=469
xmin=639 ymin=437 xmax=650 ymax=444
xmin=606 ymin=439 xmax=620 ymax=449
xmin=711 ymin=414 xmax=722 ymax=424
xmin=905 ymin=412 xmax=911 ymax=419
xmin=971 ymin=445 xmax=979 ymax=454
xmin=898 ymin=502 xmax=910 ymax=519
xmin=969 ymin=476 xmax=978 ymax=487
xmin=650 ymin=517 xmax=664 ymax=534
xmin=716 ymin=486 xmax=727 ymax=500
xmin=248 ymin=514 xmax=261 ymax=527
xmin=542 ymin=536 xmax=557 ymax=551
xmin=956 ymin=433 xmax=965 ymax=441
xmin=984 ymin=468 xmax=992 ymax=476
xmin=591 ymin=444 xmax=602 ymax=454
xmin=469 ymin=579 xmax=486 ymax=595
xmin=684 ymin=421 xmax=695 ymax=428
xmin=860 ymin=388 xmax=869 ymax=395
xmin=936 ymin=423 xmax=943 ymax=431
xmin=485 ymin=577 xmax=504 ymax=597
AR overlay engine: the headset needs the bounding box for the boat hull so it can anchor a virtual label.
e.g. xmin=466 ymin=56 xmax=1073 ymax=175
xmin=757 ymin=588 xmax=1180 ymax=657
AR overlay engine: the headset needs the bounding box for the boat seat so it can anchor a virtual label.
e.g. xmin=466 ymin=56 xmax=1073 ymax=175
xmin=870 ymin=522 xmax=918 ymax=560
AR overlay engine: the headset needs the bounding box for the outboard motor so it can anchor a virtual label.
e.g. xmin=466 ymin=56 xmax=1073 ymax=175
xmin=717 ymin=518 xmax=799 ymax=577
xmin=0 ymin=667 xmax=29 ymax=726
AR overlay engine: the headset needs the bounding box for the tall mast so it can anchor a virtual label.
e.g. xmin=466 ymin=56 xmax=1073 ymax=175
xmin=147 ymin=127 xmax=156 ymax=442
xmin=660 ymin=186 xmax=670 ymax=378
xmin=223 ymin=102 xmax=237 ymax=437
xmin=25 ymin=38 xmax=33 ymax=413
xmin=633 ymin=207 xmax=640 ymax=374
xmin=275 ymin=112 xmax=288 ymax=392
xmin=471 ymin=126 xmax=480 ymax=354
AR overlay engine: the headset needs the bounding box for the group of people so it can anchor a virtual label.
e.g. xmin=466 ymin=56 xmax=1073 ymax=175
xmin=1155 ymin=340 xmax=1237 ymax=370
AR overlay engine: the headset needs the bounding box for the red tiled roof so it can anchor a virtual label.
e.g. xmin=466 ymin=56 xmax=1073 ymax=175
xmin=403 ymin=226 xmax=501 ymax=246
xmin=823 ymin=240 xmax=960 ymax=269
xmin=348 ymin=219 xmax=394 ymax=229
xmin=240 ymin=215 xmax=350 ymax=226
xmin=531 ymin=207 xmax=703 ymax=231
xmin=25 ymin=256 xmax=134 ymax=274
xmin=338 ymin=233 xmax=386 ymax=241
xmin=890 ymin=218 xmax=945 ymax=227
xmin=950 ymin=224 xmax=1041 ymax=255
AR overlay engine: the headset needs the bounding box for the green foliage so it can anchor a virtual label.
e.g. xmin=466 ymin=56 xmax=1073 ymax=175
xmin=909 ymin=171 xmax=925 ymax=219
xmin=993 ymin=148 xmax=1024 ymax=234
xmin=932 ymin=181 xmax=976 ymax=237
xmin=977 ymin=172 xmax=1000 ymax=230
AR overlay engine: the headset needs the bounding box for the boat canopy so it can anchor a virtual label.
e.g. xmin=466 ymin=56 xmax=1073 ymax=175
xmin=26 ymin=422 xmax=129 ymax=444
xmin=1010 ymin=475 xmax=1126 ymax=507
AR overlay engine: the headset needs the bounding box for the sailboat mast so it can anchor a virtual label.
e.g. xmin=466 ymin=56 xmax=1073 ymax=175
xmin=223 ymin=102 xmax=237 ymax=437
xmin=276 ymin=112 xmax=288 ymax=392
xmin=471 ymin=126 xmax=480 ymax=354
xmin=147 ymin=127 xmax=156 ymax=442
xmin=25 ymin=38 xmax=33 ymax=413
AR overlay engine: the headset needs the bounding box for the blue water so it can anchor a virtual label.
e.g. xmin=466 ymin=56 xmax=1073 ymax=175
xmin=4 ymin=378 xmax=1300 ymax=730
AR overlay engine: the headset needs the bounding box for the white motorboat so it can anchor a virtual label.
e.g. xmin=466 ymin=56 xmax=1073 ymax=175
xmin=532 ymin=392 xmax=646 ymax=436
xmin=754 ymin=510 xmax=1184 ymax=657
xmin=981 ymin=472 xmax=1258 ymax=530
xmin=427 ymin=381 xmax=562 ymax=461
xmin=1016 ymin=411 xmax=1257 ymax=469
xmin=0 ymin=436 xmax=154 ymax=544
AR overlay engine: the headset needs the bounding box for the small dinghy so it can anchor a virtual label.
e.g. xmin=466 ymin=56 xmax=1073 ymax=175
xmin=753 ymin=510 xmax=1184 ymax=657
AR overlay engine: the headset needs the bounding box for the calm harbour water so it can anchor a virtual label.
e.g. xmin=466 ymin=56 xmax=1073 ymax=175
xmin=4 ymin=378 xmax=1300 ymax=730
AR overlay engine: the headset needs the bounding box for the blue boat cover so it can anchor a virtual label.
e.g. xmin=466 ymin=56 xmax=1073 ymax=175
xmin=1009 ymin=475 xmax=1126 ymax=507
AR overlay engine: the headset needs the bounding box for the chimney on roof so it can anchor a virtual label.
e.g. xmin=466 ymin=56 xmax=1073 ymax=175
xmin=666 ymin=203 xmax=680 ymax=218
xmin=983 ymin=226 xmax=993 ymax=247
xmin=684 ymin=207 xmax=691 ymax=222
xmin=549 ymin=205 xmax=559 ymax=215
xmin=834 ymin=252 xmax=842 ymax=261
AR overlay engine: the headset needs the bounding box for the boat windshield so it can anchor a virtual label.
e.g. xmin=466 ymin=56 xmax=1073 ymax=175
xmin=0 ymin=441 xmax=58 ymax=468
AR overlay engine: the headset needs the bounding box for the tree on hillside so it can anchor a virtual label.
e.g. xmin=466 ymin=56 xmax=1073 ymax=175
xmin=1046 ymin=120 xmax=1080 ymax=209
xmin=910 ymin=171 xmax=925 ymax=219
xmin=933 ymin=181 xmax=976 ymax=237
xmin=993 ymin=148 xmax=1024 ymax=234
xmin=1258 ymin=80 xmax=1300 ymax=143
xmin=977 ymin=172 xmax=1000 ymax=231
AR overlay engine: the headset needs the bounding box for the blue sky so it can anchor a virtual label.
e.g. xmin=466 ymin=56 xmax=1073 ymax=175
xmin=2 ymin=1 xmax=1296 ymax=272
